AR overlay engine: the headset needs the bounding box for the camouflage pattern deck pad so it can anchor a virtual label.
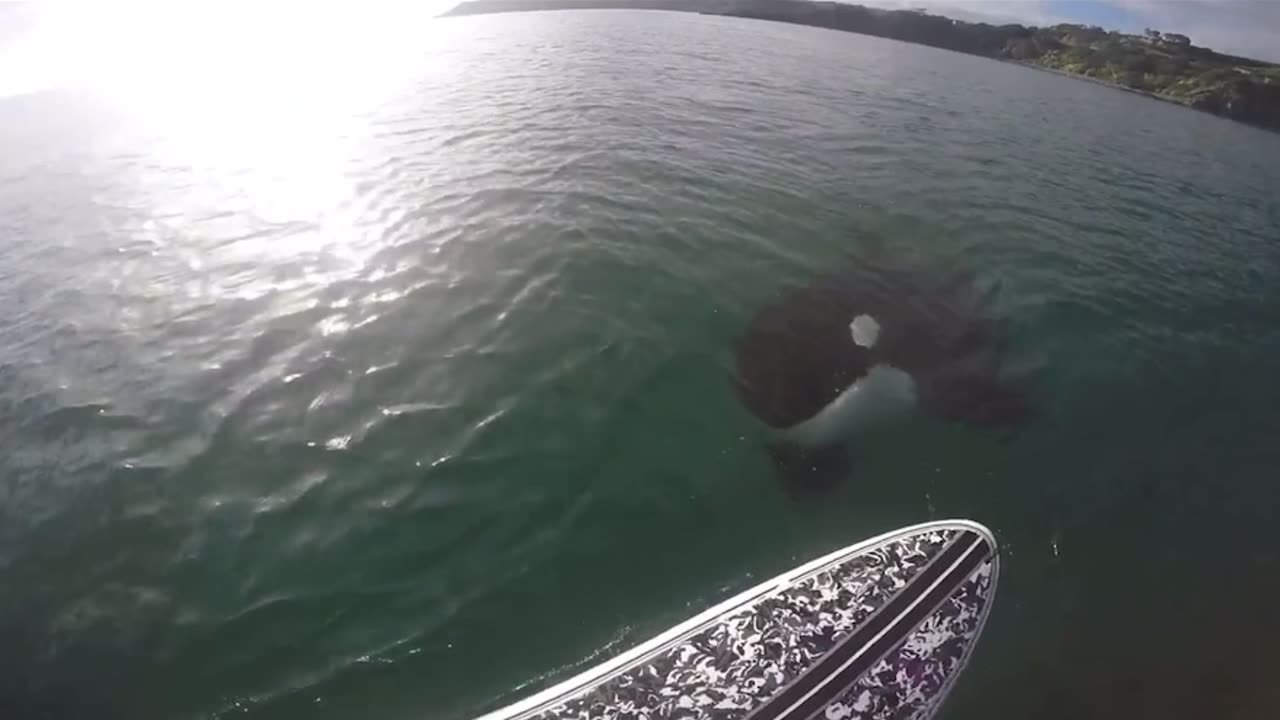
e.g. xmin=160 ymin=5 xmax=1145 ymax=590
xmin=482 ymin=521 xmax=998 ymax=720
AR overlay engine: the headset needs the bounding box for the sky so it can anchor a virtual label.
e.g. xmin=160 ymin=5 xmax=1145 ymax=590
xmin=860 ymin=0 xmax=1280 ymax=62
xmin=1 ymin=0 xmax=1277 ymax=97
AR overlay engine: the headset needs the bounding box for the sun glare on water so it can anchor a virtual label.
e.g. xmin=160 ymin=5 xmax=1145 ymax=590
xmin=25 ymin=2 xmax=457 ymax=149
xmin=4 ymin=2 xmax=463 ymax=303
xmin=9 ymin=3 xmax=459 ymax=100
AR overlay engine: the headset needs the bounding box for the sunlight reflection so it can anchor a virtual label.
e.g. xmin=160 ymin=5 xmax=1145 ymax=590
xmin=6 ymin=3 xmax=459 ymax=101
xmin=9 ymin=2 xmax=463 ymax=307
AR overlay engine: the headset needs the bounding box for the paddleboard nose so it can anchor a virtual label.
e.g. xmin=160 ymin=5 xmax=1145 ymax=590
xmin=477 ymin=520 xmax=999 ymax=720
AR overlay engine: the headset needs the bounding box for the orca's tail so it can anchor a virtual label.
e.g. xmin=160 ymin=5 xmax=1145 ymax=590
xmin=767 ymin=442 xmax=850 ymax=497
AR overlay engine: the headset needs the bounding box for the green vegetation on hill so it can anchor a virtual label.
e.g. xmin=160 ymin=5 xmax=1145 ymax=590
xmin=445 ymin=0 xmax=1280 ymax=132
xmin=1005 ymin=26 xmax=1280 ymax=127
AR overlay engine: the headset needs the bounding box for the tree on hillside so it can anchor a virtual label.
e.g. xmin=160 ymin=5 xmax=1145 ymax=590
xmin=1122 ymin=52 xmax=1156 ymax=75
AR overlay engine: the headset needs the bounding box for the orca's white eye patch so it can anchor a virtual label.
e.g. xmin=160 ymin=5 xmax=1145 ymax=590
xmin=850 ymin=314 xmax=880 ymax=348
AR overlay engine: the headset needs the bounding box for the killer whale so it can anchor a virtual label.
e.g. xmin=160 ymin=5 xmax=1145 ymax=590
xmin=731 ymin=258 xmax=1031 ymax=494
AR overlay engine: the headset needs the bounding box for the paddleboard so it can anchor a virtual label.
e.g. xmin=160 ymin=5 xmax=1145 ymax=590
xmin=480 ymin=519 xmax=998 ymax=720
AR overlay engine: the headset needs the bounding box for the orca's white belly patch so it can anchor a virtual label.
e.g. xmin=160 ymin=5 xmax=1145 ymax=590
xmin=786 ymin=364 xmax=917 ymax=446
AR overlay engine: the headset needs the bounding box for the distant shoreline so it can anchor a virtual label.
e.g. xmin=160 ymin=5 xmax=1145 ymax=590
xmin=1009 ymin=60 xmax=1180 ymax=106
xmin=444 ymin=0 xmax=1280 ymax=133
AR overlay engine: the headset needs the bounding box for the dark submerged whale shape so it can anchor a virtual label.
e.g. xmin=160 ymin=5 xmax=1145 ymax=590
xmin=732 ymin=258 xmax=1032 ymax=495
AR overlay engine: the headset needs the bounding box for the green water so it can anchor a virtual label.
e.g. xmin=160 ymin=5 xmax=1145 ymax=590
xmin=3 ymin=9 xmax=1280 ymax=719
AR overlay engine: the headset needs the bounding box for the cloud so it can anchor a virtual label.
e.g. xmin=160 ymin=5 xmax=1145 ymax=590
xmin=858 ymin=0 xmax=1280 ymax=62
xmin=858 ymin=0 xmax=1092 ymax=27
xmin=1107 ymin=0 xmax=1280 ymax=61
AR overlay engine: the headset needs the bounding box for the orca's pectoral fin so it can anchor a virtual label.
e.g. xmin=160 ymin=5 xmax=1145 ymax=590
xmin=767 ymin=442 xmax=851 ymax=497
xmin=922 ymin=375 xmax=1034 ymax=431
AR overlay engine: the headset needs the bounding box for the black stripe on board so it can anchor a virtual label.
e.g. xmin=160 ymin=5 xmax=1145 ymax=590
xmin=747 ymin=530 xmax=991 ymax=720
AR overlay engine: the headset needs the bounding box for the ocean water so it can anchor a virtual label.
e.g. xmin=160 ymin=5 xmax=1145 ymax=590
xmin=3 ymin=8 xmax=1280 ymax=719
